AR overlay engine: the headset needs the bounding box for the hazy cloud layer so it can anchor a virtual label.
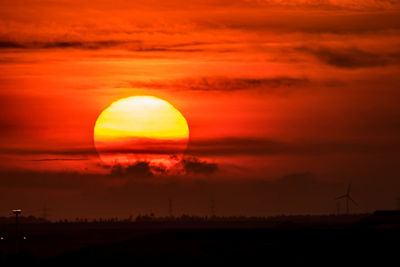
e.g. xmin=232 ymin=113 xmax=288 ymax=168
xmin=0 ymin=39 xmax=230 ymax=53
xmin=0 ymin=169 xmax=399 ymax=219
xmin=0 ymin=40 xmax=129 ymax=50
xmin=186 ymin=138 xmax=400 ymax=157
xmin=1 ymin=137 xmax=399 ymax=160
xmin=32 ymin=158 xmax=88 ymax=162
xmin=299 ymin=46 xmax=400 ymax=68
xmin=130 ymin=77 xmax=309 ymax=92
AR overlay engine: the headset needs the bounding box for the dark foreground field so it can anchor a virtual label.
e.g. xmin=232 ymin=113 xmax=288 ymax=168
xmin=1 ymin=213 xmax=399 ymax=265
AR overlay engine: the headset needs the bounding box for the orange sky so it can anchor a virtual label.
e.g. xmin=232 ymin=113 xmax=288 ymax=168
xmin=0 ymin=1 xmax=400 ymax=218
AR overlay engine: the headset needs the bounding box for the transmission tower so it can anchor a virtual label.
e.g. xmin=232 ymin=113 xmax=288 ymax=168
xmin=210 ymin=199 xmax=216 ymax=218
xmin=168 ymin=198 xmax=173 ymax=217
xmin=41 ymin=205 xmax=48 ymax=220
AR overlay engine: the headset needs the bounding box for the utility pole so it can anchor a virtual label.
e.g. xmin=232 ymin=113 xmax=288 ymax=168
xmin=12 ymin=209 xmax=22 ymax=252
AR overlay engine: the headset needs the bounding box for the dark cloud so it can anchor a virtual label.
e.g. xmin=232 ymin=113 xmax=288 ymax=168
xmin=224 ymin=0 xmax=400 ymax=10
xmin=0 ymin=147 xmax=97 ymax=156
xmin=0 ymin=39 xmax=229 ymax=53
xmin=0 ymin=41 xmax=26 ymax=49
xmin=181 ymin=157 xmax=218 ymax=174
xmin=299 ymin=46 xmax=400 ymax=68
xmin=130 ymin=76 xmax=309 ymax=92
xmin=0 ymin=170 xmax=99 ymax=190
xmin=0 ymin=40 xmax=129 ymax=50
xmin=0 ymin=122 xmax=21 ymax=135
xmin=32 ymin=158 xmax=88 ymax=162
xmin=0 ymin=40 xmax=211 ymax=52
xmin=121 ymin=0 xmax=400 ymax=10
xmin=108 ymin=157 xmax=218 ymax=177
xmin=286 ymin=0 xmax=400 ymax=11
xmin=110 ymin=161 xmax=156 ymax=178
xmin=204 ymin=10 xmax=400 ymax=34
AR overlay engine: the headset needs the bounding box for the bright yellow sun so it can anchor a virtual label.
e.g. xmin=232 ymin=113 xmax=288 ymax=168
xmin=94 ymin=96 xmax=189 ymax=167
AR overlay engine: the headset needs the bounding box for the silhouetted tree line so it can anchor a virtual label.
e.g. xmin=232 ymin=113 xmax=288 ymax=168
xmin=0 ymin=213 xmax=371 ymax=224
xmin=0 ymin=216 xmax=48 ymax=224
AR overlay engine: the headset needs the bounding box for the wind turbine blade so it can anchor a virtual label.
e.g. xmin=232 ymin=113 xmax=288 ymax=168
xmin=348 ymin=196 xmax=358 ymax=207
xmin=335 ymin=195 xmax=347 ymax=200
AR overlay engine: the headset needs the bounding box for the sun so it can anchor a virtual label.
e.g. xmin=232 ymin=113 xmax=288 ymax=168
xmin=94 ymin=96 xmax=189 ymax=167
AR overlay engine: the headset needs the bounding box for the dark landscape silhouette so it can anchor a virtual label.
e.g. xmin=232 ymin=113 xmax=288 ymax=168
xmin=1 ymin=211 xmax=399 ymax=264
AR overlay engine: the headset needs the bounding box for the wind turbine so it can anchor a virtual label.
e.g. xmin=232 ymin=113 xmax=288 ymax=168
xmin=335 ymin=183 xmax=358 ymax=215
